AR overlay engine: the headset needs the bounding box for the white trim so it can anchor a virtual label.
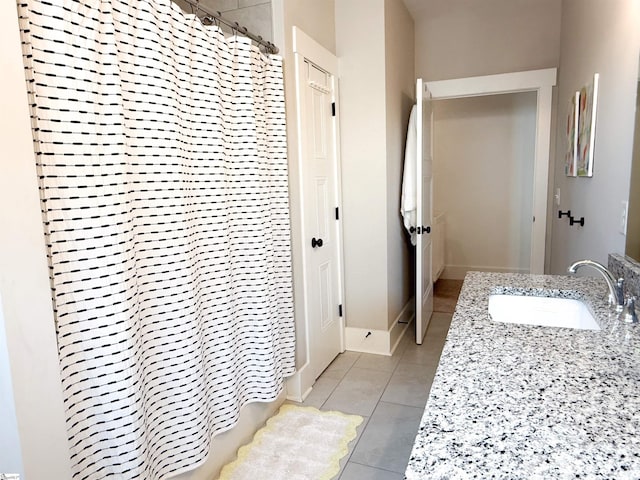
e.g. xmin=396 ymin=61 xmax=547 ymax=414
xmin=285 ymin=362 xmax=314 ymax=402
xmin=345 ymin=327 xmax=392 ymax=356
xmin=344 ymin=299 xmax=414 ymax=355
xmin=426 ymin=68 xmax=557 ymax=274
xmin=389 ymin=300 xmax=414 ymax=354
xmin=427 ymin=68 xmax=557 ymax=100
xmin=307 ymin=80 xmax=331 ymax=94
xmin=293 ymin=26 xmax=338 ymax=73
xmin=286 ymin=27 xmax=345 ymax=402
xmin=531 ymin=85 xmax=553 ymax=273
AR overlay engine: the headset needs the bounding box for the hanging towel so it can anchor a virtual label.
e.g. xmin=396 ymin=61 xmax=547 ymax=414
xmin=401 ymin=104 xmax=417 ymax=246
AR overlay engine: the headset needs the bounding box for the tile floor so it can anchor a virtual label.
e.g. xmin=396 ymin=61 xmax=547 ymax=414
xmin=288 ymin=279 xmax=463 ymax=480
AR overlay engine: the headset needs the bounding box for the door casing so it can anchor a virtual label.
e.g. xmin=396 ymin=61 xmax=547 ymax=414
xmin=426 ymin=69 xmax=557 ymax=274
xmin=286 ymin=27 xmax=345 ymax=401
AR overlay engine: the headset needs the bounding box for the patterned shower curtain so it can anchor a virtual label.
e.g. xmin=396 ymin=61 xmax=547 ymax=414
xmin=18 ymin=0 xmax=295 ymax=478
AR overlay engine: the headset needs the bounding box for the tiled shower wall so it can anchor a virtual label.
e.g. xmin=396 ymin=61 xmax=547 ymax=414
xmin=173 ymin=0 xmax=273 ymax=44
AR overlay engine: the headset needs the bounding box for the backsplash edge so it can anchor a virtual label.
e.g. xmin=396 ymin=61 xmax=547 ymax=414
xmin=608 ymin=253 xmax=640 ymax=299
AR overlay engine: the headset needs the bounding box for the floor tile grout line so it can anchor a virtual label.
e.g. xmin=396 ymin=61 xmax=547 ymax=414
xmin=346 ymin=458 xmax=410 ymax=475
xmin=349 ymin=314 xmax=451 ymax=475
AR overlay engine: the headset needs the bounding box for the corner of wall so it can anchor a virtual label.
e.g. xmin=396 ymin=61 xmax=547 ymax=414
xmin=383 ymin=0 xmax=415 ymax=329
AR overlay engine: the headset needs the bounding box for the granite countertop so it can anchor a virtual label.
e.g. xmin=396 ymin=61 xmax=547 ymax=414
xmin=405 ymin=271 xmax=640 ymax=480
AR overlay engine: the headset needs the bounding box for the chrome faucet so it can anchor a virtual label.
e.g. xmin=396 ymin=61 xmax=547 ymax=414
xmin=567 ymin=259 xmax=625 ymax=312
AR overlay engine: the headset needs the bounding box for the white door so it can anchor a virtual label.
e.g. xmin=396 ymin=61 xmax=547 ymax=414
xmin=416 ymin=79 xmax=434 ymax=344
xmin=299 ymin=59 xmax=343 ymax=380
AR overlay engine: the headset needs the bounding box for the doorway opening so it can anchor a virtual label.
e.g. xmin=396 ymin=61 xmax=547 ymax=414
xmin=426 ymin=68 xmax=557 ymax=274
xmin=433 ymin=91 xmax=537 ymax=279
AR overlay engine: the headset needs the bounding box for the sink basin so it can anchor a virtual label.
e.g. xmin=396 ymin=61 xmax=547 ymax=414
xmin=488 ymin=295 xmax=600 ymax=330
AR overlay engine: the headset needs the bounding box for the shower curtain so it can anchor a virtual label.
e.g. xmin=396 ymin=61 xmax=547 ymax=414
xmin=18 ymin=0 xmax=295 ymax=478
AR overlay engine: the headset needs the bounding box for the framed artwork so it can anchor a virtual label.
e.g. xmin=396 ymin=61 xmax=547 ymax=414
xmin=577 ymin=73 xmax=599 ymax=177
xmin=565 ymin=90 xmax=579 ymax=177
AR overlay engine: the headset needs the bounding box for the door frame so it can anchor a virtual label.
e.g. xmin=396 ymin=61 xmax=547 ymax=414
xmin=286 ymin=27 xmax=346 ymax=401
xmin=426 ymin=68 xmax=557 ymax=274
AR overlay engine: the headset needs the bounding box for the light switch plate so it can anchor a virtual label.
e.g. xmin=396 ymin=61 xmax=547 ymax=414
xmin=620 ymin=201 xmax=628 ymax=235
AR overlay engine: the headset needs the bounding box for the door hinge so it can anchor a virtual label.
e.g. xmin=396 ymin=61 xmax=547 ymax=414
xmin=335 ymin=207 xmax=339 ymax=220
xmin=338 ymin=304 xmax=343 ymax=317
xmin=331 ymin=102 xmax=336 ymax=117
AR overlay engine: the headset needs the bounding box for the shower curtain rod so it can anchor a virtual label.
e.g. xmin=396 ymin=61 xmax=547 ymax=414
xmin=180 ymin=0 xmax=279 ymax=54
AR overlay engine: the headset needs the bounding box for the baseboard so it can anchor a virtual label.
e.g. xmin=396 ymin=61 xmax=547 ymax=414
xmin=441 ymin=265 xmax=529 ymax=280
xmin=285 ymin=362 xmax=314 ymax=402
xmin=389 ymin=299 xmax=414 ymax=354
xmin=345 ymin=298 xmax=414 ymax=356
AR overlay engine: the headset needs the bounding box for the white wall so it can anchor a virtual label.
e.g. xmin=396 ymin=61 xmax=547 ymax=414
xmin=433 ymin=93 xmax=537 ymax=278
xmin=0 ymin=4 xmax=73 ymax=478
xmin=336 ymin=0 xmax=389 ymax=331
xmin=550 ymin=0 xmax=640 ymax=272
xmin=414 ymin=0 xmax=562 ymax=81
xmin=384 ymin=0 xmax=415 ymax=329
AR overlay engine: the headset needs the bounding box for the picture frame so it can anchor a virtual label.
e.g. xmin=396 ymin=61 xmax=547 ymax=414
xmin=565 ymin=90 xmax=579 ymax=177
xmin=577 ymin=73 xmax=599 ymax=177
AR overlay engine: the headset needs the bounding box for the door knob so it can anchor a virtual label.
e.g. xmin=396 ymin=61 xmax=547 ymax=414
xmin=311 ymin=237 xmax=324 ymax=248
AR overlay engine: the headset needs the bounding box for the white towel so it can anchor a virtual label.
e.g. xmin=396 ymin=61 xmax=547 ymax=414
xmin=401 ymin=104 xmax=417 ymax=246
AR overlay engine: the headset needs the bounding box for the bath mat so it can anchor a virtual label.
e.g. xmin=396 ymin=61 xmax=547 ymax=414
xmin=218 ymin=404 xmax=363 ymax=480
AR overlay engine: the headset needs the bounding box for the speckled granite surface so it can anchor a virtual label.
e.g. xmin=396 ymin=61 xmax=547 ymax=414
xmin=405 ymin=271 xmax=640 ymax=480
xmin=610 ymin=253 xmax=640 ymax=300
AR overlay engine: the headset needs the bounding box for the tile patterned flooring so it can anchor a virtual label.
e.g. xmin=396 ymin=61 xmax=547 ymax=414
xmin=288 ymin=279 xmax=463 ymax=480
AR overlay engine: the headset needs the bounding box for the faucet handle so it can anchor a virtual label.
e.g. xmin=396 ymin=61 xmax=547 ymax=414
xmin=612 ymin=278 xmax=625 ymax=312
xmin=622 ymin=296 xmax=638 ymax=324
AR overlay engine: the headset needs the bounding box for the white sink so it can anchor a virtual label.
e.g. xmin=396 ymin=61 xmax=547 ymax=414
xmin=488 ymin=294 xmax=600 ymax=330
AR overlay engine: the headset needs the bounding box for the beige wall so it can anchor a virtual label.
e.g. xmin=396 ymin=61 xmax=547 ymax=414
xmin=384 ymin=0 xmax=415 ymax=328
xmin=550 ymin=0 xmax=640 ymax=272
xmin=336 ymin=0 xmax=389 ymax=331
xmin=413 ymin=0 xmax=561 ymax=275
xmin=278 ymin=0 xmax=336 ymax=54
xmin=625 ymin=81 xmax=640 ymax=260
xmin=0 ymin=4 xmax=73 ymax=478
xmin=414 ymin=0 xmax=562 ymax=81
xmin=433 ymin=93 xmax=537 ymax=277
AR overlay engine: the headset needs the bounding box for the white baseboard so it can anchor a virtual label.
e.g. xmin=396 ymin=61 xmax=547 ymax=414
xmin=345 ymin=298 xmax=414 ymax=355
xmin=441 ymin=264 xmax=529 ymax=280
xmin=285 ymin=362 xmax=314 ymax=402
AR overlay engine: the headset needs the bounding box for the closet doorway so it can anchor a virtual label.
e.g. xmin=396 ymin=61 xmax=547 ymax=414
xmin=426 ymin=69 xmax=557 ymax=274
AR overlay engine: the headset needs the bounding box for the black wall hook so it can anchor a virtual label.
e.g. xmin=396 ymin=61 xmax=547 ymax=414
xmin=569 ymin=216 xmax=585 ymax=227
xmin=558 ymin=210 xmax=571 ymax=219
